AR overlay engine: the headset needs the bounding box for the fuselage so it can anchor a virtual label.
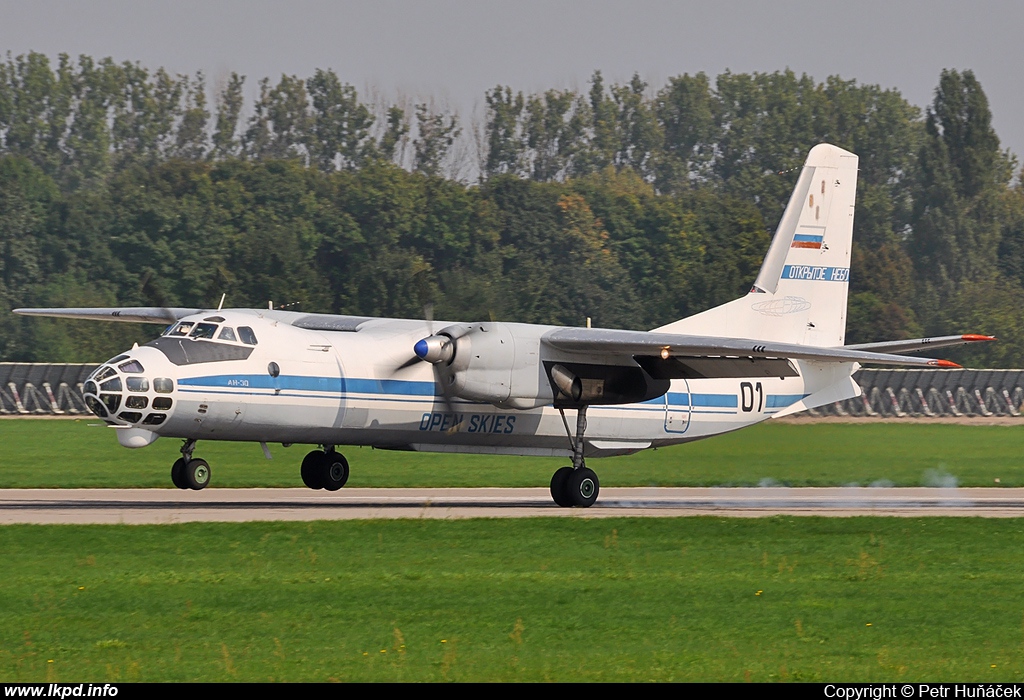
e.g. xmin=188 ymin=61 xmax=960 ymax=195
xmin=82 ymin=309 xmax=826 ymax=459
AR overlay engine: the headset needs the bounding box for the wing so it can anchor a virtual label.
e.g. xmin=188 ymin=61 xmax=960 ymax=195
xmin=13 ymin=307 xmax=205 ymax=324
xmin=842 ymin=334 xmax=996 ymax=355
xmin=542 ymin=327 xmax=962 ymax=380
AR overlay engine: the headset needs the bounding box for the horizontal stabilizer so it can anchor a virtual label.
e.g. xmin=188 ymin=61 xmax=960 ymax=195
xmin=13 ymin=307 xmax=204 ymax=324
xmin=842 ymin=334 xmax=996 ymax=355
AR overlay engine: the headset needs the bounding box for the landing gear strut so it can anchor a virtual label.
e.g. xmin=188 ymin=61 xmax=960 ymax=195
xmin=171 ymin=439 xmax=211 ymax=490
xmin=301 ymin=447 xmax=350 ymax=491
xmin=550 ymin=406 xmax=600 ymax=508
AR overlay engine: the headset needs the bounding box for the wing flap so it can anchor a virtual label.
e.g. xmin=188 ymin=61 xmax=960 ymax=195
xmin=635 ymin=355 xmax=799 ymax=379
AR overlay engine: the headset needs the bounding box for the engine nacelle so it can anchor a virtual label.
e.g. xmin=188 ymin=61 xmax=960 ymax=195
xmin=429 ymin=321 xmax=669 ymax=411
xmin=435 ymin=322 xmax=554 ymax=410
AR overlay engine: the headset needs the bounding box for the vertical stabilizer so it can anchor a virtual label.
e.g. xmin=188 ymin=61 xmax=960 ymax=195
xmin=656 ymin=144 xmax=859 ymax=347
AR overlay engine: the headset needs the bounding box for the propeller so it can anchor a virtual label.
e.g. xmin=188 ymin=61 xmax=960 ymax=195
xmin=387 ymin=302 xmax=465 ymax=432
xmin=420 ymin=304 xmax=467 ymax=432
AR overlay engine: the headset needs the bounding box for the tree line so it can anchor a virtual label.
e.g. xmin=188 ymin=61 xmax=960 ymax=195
xmin=1 ymin=51 xmax=1022 ymax=367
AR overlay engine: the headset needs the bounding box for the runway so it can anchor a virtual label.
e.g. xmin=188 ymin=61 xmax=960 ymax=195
xmin=3 ymin=487 xmax=1024 ymax=523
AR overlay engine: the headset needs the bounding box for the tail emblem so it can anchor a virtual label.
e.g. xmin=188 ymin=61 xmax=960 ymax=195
xmin=751 ymin=296 xmax=812 ymax=316
xmin=791 ymin=234 xmax=823 ymax=249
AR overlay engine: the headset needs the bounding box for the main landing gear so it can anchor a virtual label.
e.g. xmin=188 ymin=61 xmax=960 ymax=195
xmin=550 ymin=406 xmax=600 ymax=508
xmin=300 ymin=447 xmax=350 ymax=491
xmin=171 ymin=439 xmax=211 ymax=490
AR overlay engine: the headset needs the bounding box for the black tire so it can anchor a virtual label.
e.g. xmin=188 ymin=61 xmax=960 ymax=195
xmin=550 ymin=466 xmax=575 ymax=507
xmin=321 ymin=452 xmax=350 ymax=491
xmin=301 ymin=450 xmax=326 ymax=489
xmin=183 ymin=458 xmax=211 ymax=490
xmin=565 ymin=467 xmax=599 ymax=507
xmin=171 ymin=458 xmax=190 ymax=489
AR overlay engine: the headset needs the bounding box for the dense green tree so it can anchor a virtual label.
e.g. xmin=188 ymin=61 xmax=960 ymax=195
xmin=211 ymin=73 xmax=245 ymax=160
xmin=306 ymin=69 xmax=374 ymax=172
xmin=484 ymin=86 xmax=525 ymax=178
xmin=413 ymin=103 xmax=460 ymax=177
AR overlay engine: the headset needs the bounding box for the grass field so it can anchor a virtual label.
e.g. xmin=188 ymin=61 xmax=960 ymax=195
xmin=3 ymin=517 xmax=1024 ymax=682
xmin=2 ymin=418 xmax=1023 ymax=488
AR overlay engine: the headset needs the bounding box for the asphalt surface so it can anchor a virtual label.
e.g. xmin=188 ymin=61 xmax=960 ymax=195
xmin=3 ymin=487 xmax=1024 ymax=524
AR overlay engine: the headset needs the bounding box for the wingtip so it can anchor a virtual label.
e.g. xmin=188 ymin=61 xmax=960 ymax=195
xmin=961 ymin=334 xmax=997 ymax=342
xmin=929 ymin=359 xmax=962 ymax=369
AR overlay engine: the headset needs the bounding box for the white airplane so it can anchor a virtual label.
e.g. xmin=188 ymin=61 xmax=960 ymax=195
xmin=14 ymin=144 xmax=994 ymax=506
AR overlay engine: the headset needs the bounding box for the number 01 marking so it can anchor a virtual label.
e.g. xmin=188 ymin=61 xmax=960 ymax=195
xmin=740 ymin=381 xmax=763 ymax=412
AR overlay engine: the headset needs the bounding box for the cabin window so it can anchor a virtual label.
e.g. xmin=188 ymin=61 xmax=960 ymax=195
xmin=152 ymin=397 xmax=173 ymax=410
xmin=189 ymin=323 xmax=218 ymax=340
xmin=85 ymin=395 xmax=108 ymax=418
xmin=238 ymin=327 xmax=258 ymax=345
xmin=118 ymin=412 xmax=143 ymax=423
xmin=125 ymin=395 xmax=148 ymax=409
xmin=100 ymin=377 xmax=122 ymax=392
xmin=100 ymin=394 xmax=121 ymax=413
xmin=217 ymin=326 xmax=237 ymax=342
xmin=93 ymin=366 xmax=116 ymax=382
xmin=126 ymin=377 xmax=149 ymax=393
xmin=153 ymin=378 xmax=174 ymax=394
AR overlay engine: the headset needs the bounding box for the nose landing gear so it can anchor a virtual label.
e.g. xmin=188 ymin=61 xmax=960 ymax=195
xmin=549 ymin=406 xmax=600 ymax=508
xmin=171 ymin=439 xmax=211 ymax=490
xmin=300 ymin=447 xmax=350 ymax=491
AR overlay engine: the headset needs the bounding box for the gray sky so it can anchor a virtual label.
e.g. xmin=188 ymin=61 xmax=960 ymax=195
xmin=2 ymin=0 xmax=1023 ymax=166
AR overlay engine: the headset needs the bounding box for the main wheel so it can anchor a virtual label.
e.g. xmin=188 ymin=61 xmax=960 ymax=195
xmin=171 ymin=458 xmax=189 ymax=489
xmin=549 ymin=466 xmax=574 ymax=507
xmin=321 ymin=452 xmax=350 ymax=491
xmin=183 ymin=458 xmax=211 ymax=490
xmin=301 ymin=450 xmax=326 ymax=489
xmin=565 ymin=467 xmax=599 ymax=507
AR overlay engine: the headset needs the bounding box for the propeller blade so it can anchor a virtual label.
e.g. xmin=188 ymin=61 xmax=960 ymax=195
xmin=432 ymin=363 xmax=464 ymax=434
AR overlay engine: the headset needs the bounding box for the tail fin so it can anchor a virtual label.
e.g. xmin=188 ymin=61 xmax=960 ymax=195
xmin=656 ymin=143 xmax=859 ymax=347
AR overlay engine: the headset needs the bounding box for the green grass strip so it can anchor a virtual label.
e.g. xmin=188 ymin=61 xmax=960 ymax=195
xmin=2 ymin=517 xmax=1024 ymax=682
xmin=2 ymin=419 xmax=1022 ymax=488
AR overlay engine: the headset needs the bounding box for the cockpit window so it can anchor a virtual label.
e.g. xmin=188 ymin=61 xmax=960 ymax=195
xmin=118 ymin=360 xmax=145 ymax=374
xmin=217 ymin=326 xmax=237 ymax=342
xmin=189 ymin=323 xmax=218 ymax=340
xmin=126 ymin=377 xmax=149 ymax=392
xmin=169 ymin=322 xmax=195 ymax=337
xmin=238 ymin=326 xmax=258 ymax=345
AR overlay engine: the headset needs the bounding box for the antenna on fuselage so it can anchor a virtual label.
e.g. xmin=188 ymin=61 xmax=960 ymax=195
xmin=268 ymin=301 xmax=274 ymax=310
xmin=217 ymin=293 xmax=226 ymax=311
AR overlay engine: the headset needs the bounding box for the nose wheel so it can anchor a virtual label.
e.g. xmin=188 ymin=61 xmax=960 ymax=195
xmin=301 ymin=448 xmax=350 ymax=491
xmin=171 ymin=440 xmax=211 ymax=490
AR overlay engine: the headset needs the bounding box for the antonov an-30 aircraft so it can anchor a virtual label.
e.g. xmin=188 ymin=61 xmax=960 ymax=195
xmin=15 ymin=144 xmax=994 ymax=507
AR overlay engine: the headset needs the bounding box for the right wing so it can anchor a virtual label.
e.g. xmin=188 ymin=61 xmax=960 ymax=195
xmin=842 ymin=334 xmax=996 ymax=355
xmin=543 ymin=327 xmax=962 ymax=380
xmin=13 ymin=307 xmax=205 ymax=324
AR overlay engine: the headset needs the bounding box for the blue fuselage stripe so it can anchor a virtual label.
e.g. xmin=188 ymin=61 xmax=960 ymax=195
xmin=176 ymin=375 xmax=742 ymax=408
